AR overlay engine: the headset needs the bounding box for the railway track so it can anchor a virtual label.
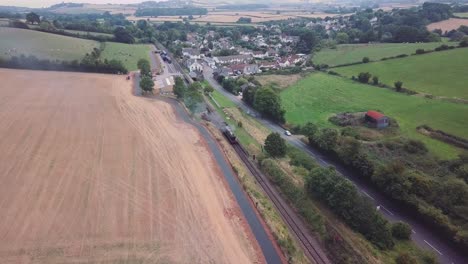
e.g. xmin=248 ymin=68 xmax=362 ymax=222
xmin=231 ymin=143 xmax=331 ymax=264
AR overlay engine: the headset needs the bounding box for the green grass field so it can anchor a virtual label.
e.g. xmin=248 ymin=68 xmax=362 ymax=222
xmin=333 ymin=48 xmax=468 ymax=99
xmin=0 ymin=27 xmax=99 ymax=61
xmin=281 ymin=73 xmax=468 ymax=158
xmin=101 ymin=42 xmax=151 ymax=71
xmin=313 ymin=42 xmax=456 ymax=67
xmin=454 ymin=12 xmax=468 ymax=18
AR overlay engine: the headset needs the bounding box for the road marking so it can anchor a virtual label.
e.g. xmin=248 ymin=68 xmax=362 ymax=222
xmin=361 ymin=190 xmax=375 ymax=200
xmin=412 ymin=229 xmax=416 ymax=234
xmin=380 ymin=205 xmax=394 ymax=216
xmin=424 ymin=240 xmax=443 ymax=256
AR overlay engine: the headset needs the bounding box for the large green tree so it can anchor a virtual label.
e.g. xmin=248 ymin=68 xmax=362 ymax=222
xmin=140 ymin=75 xmax=154 ymax=93
xmin=173 ymin=76 xmax=186 ymax=99
xmin=264 ymin=132 xmax=287 ymax=158
xmin=254 ymin=88 xmax=285 ymax=123
xmin=137 ymin=59 xmax=151 ymax=76
xmin=26 ymin=12 xmax=40 ymax=24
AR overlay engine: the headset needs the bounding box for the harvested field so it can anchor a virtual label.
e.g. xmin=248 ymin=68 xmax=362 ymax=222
xmin=130 ymin=11 xmax=341 ymax=24
xmin=0 ymin=69 xmax=262 ymax=264
xmin=427 ymin=18 xmax=468 ymax=31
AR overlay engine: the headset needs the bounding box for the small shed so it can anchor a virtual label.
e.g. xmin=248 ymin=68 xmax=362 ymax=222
xmin=365 ymin=110 xmax=389 ymax=128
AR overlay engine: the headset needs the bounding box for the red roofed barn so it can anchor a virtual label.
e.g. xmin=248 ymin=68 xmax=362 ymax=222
xmin=365 ymin=110 xmax=389 ymax=128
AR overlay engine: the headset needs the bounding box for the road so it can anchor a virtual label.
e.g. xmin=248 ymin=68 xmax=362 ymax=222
xmin=203 ymin=65 xmax=467 ymax=264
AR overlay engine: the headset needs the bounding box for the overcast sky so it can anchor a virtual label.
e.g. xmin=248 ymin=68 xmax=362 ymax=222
xmin=0 ymin=1 xmax=145 ymax=8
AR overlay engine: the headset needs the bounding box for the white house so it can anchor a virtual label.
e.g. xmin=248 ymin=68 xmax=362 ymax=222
xmin=186 ymin=59 xmax=203 ymax=72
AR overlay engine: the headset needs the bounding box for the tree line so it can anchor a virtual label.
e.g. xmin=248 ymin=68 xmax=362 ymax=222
xmin=0 ymin=52 xmax=127 ymax=74
xmin=261 ymin=132 xmax=417 ymax=256
xmin=290 ymin=122 xmax=468 ymax=251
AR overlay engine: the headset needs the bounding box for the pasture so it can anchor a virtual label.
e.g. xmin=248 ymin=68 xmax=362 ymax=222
xmin=0 ymin=27 xmax=99 ymax=61
xmin=333 ymin=48 xmax=468 ymax=99
xmin=281 ymin=73 xmax=468 ymax=158
xmin=313 ymin=42 xmax=456 ymax=67
xmin=454 ymin=13 xmax=468 ymax=18
xmin=101 ymin=42 xmax=151 ymax=71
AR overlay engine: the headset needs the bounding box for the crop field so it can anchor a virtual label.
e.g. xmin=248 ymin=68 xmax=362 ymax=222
xmin=101 ymin=42 xmax=151 ymax=71
xmin=427 ymin=18 xmax=468 ymax=31
xmin=0 ymin=27 xmax=99 ymax=61
xmin=0 ymin=68 xmax=261 ymax=264
xmin=281 ymin=73 xmax=468 ymax=158
xmin=313 ymin=42 xmax=456 ymax=67
xmin=333 ymin=48 xmax=468 ymax=99
xmin=130 ymin=11 xmax=340 ymax=24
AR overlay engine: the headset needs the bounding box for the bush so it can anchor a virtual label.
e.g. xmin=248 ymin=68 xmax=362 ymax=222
xmin=313 ymin=128 xmax=338 ymax=151
xmin=460 ymin=36 xmax=468 ymax=47
xmin=404 ymin=139 xmax=428 ymax=154
xmin=394 ymin=81 xmax=403 ymax=91
xmin=288 ymin=148 xmax=316 ymax=170
xmin=362 ymin=57 xmax=370 ymax=63
xmin=392 ymin=222 xmax=412 ymax=240
xmin=358 ymin=72 xmax=372 ymax=83
xmin=415 ymin=48 xmax=426 ymax=54
xmin=435 ymin=44 xmax=450 ymax=51
xmin=372 ymin=76 xmax=379 ymax=85
xmin=395 ymin=252 xmax=417 ymax=264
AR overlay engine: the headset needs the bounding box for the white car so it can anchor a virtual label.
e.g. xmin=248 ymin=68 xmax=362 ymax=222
xmin=284 ymin=130 xmax=292 ymax=136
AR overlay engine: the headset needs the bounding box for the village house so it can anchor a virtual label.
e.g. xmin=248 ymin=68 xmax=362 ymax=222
xmin=203 ymin=57 xmax=216 ymax=68
xmin=182 ymin=48 xmax=201 ymax=59
xmin=253 ymin=50 xmax=268 ymax=59
xmin=280 ymin=34 xmax=300 ymax=44
xmin=229 ymin=64 xmax=260 ymax=75
xmin=213 ymin=67 xmax=232 ymax=78
xmin=278 ymin=54 xmax=304 ymax=68
xmin=214 ymin=54 xmax=253 ymax=65
xmin=238 ymin=48 xmax=253 ymax=55
xmin=267 ymin=48 xmax=278 ymax=58
xmin=259 ymin=61 xmax=278 ymax=71
xmin=365 ymin=110 xmax=389 ymax=128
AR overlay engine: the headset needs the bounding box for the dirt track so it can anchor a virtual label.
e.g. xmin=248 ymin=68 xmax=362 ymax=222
xmin=0 ymin=69 xmax=263 ymax=264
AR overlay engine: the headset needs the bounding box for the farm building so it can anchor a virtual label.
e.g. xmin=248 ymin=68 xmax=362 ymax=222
xmin=365 ymin=110 xmax=389 ymax=128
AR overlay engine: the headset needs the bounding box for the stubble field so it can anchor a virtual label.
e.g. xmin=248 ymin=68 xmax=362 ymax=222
xmin=0 ymin=69 xmax=261 ymax=264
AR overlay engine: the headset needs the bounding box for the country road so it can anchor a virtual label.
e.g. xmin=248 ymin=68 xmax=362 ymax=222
xmin=203 ymin=65 xmax=467 ymax=264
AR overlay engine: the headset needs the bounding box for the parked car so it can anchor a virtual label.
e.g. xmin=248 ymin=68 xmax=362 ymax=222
xmin=284 ymin=130 xmax=292 ymax=136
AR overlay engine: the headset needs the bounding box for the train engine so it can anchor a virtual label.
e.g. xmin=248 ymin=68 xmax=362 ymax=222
xmin=222 ymin=126 xmax=237 ymax=144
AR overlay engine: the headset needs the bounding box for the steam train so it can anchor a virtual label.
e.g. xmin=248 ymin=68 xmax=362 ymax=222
xmin=222 ymin=126 xmax=237 ymax=144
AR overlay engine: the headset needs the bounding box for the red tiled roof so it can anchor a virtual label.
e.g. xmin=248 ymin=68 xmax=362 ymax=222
xmin=366 ymin=110 xmax=386 ymax=120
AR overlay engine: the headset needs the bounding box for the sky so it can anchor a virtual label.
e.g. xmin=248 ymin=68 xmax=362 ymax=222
xmin=0 ymin=1 xmax=145 ymax=8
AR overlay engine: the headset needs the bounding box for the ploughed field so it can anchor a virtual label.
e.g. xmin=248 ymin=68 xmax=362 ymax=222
xmin=0 ymin=69 xmax=261 ymax=264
